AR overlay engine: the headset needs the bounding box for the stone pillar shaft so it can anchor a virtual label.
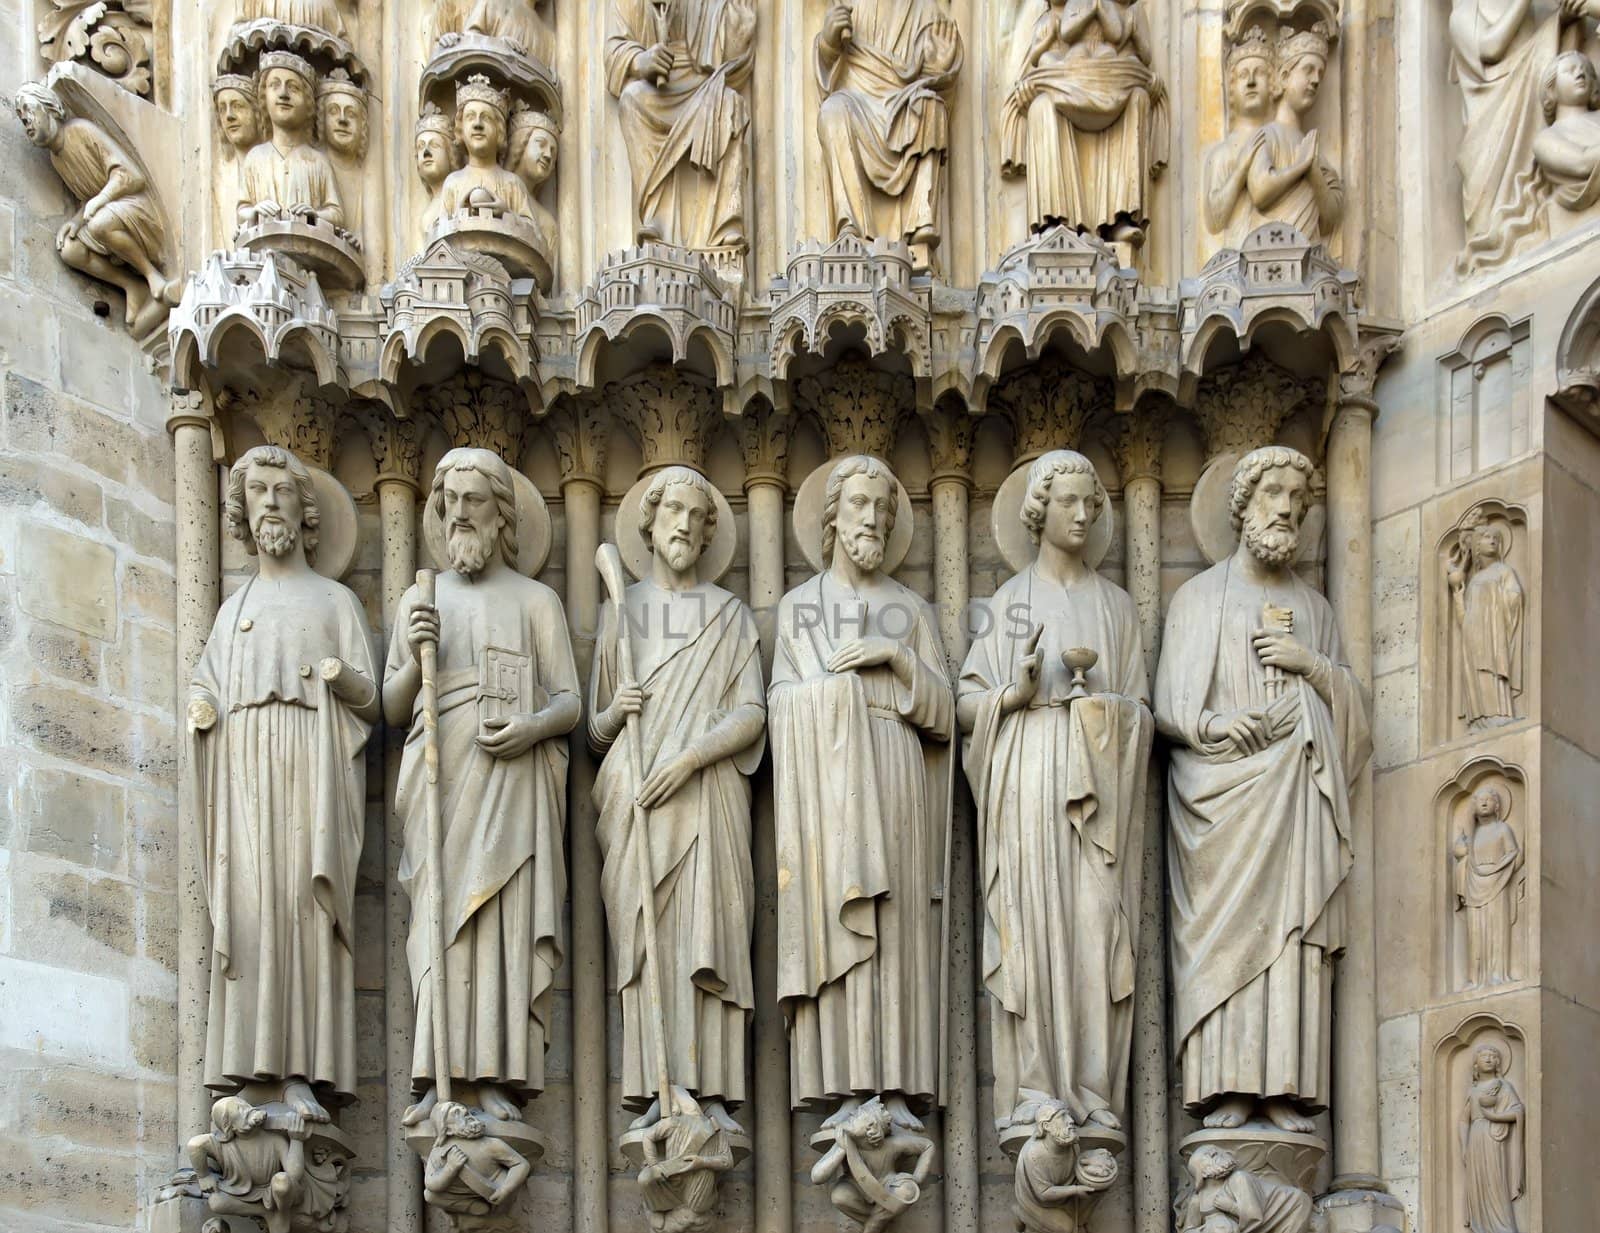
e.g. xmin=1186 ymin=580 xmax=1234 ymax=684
xmin=172 ymin=411 xmax=219 ymax=1152
xmin=1326 ymin=397 xmax=1382 ymax=1185
xmin=745 ymin=472 xmax=792 ymax=1233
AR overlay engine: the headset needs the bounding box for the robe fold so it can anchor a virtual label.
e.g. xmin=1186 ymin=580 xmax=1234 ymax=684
xmin=1456 ymin=559 xmax=1523 ymax=727
xmin=591 ymin=582 xmax=765 ymax=1108
xmin=1455 ymin=820 xmax=1521 ymax=986
xmin=389 ymin=572 xmax=576 ymax=1098
xmin=771 ymin=572 xmax=954 ymax=1107
xmin=1155 ymin=557 xmax=1370 ymax=1112
xmin=960 ymin=566 xmax=1152 ymax=1124
xmin=187 ymin=572 xmax=376 ymax=1099
xmin=238 ymin=139 xmax=345 ymax=228
xmin=1247 ymin=121 xmax=1344 ymax=242
xmin=50 ymin=119 xmax=164 ymax=261
xmin=1463 ymin=1075 xmax=1524 ymax=1233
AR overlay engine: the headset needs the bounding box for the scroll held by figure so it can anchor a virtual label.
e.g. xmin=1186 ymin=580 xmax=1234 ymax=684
xmin=1000 ymin=0 xmax=1169 ymax=248
xmin=589 ymin=465 xmax=764 ymax=1227
xmin=771 ymin=454 xmax=953 ymax=1230
xmin=384 ymin=448 xmax=579 ymax=1225
xmin=184 ymin=445 xmax=376 ymax=1230
xmin=1155 ymin=446 xmax=1371 ymax=1137
xmin=814 ymin=0 xmax=964 ymax=253
xmin=1447 ymin=508 xmax=1524 ymax=731
xmin=605 ymin=0 xmax=756 ymax=252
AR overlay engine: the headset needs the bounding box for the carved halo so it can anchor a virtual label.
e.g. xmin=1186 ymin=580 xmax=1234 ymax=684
xmin=423 ymin=466 xmax=553 ymax=578
xmin=1189 ymin=450 xmax=1325 ymax=566
xmin=792 ymin=457 xmax=915 ymax=576
xmin=991 ymin=461 xmax=1115 ymax=575
xmin=307 ymin=465 xmax=359 ymax=581
xmin=614 ymin=471 xmax=739 ymax=584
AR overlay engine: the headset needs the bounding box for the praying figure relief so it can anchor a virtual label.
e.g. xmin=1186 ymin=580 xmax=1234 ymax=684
xmin=1156 ymin=446 xmax=1371 ymax=1134
xmin=1460 ymin=1043 xmax=1524 ymax=1233
xmin=1203 ymin=27 xmax=1272 ymax=246
xmin=1245 ymin=23 xmax=1343 ymax=244
xmin=771 ymin=455 xmax=953 ymax=1230
xmin=959 ymin=452 xmax=1153 ymax=1140
xmin=13 ymin=80 xmax=177 ymax=336
xmin=605 ymin=0 xmax=755 ymax=251
xmin=185 ymin=445 xmax=376 ymax=1228
xmin=1453 ymin=783 xmax=1523 ymax=989
xmin=1447 ymin=509 xmax=1524 ymax=731
xmin=1000 ymin=0 xmax=1168 ymax=247
xmin=588 ymin=466 xmax=764 ymax=1225
xmin=384 ymin=448 xmax=579 ymax=1220
xmin=815 ymin=0 xmax=963 ymax=252
xmin=1534 ymin=51 xmax=1600 ymax=215
xmin=238 ymin=52 xmax=348 ymax=237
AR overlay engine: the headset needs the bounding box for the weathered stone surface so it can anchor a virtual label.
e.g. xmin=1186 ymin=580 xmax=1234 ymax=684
xmin=12 ymin=681 xmax=176 ymax=784
xmin=18 ymin=766 xmax=126 ymax=874
xmin=18 ymin=523 xmax=116 ymax=639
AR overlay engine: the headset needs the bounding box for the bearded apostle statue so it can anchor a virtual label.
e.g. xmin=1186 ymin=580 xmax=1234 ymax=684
xmin=385 ymin=448 xmax=579 ymax=1135
xmin=605 ymin=0 xmax=756 ymax=250
xmin=770 ymin=454 xmax=954 ymax=1230
xmin=589 ymin=465 xmax=764 ymax=1224
xmin=959 ymin=451 xmax=1152 ymax=1134
xmin=1155 ymin=446 xmax=1370 ymax=1136
xmin=185 ymin=445 xmax=376 ymax=1225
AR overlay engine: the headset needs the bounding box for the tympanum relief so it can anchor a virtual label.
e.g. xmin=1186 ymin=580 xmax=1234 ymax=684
xmin=183 ymin=444 xmax=376 ymax=1231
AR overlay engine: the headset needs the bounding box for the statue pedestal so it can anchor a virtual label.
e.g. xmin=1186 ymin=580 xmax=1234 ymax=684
xmin=238 ymin=217 xmax=364 ymax=290
xmin=1317 ymin=1182 xmax=1408 ymax=1232
xmin=429 ymin=210 xmax=553 ymax=291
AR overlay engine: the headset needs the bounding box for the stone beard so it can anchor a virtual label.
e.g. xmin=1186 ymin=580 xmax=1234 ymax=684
xmin=1154 ymin=451 xmax=1371 ymax=1125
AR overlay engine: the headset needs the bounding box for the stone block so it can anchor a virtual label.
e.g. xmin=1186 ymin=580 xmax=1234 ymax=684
xmin=0 ymin=198 xmax=14 ymax=281
xmin=18 ymin=765 xmax=126 ymax=874
xmin=9 ymin=856 xmax=138 ymax=966
xmin=130 ymin=988 xmax=177 ymax=1074
xmin=0 ymin=1129 xmax=138 ymax=1228
xmin=129 ymin=786 xmax=176 ymax=891
xmin=2 ymin=371 xmax=172 ymax=495
xmin=18 ymin=522 xmax=116 ymax=639
xmin=0 ymin=286 xmax=58 ymax=388
xmin=57 ymin=312 xmax=133 ymax=411
xmin=121 ymin=557 xmax=177 ymax=627
xmin=105 ymin=620 xmax=175 ymax=710
xmin=139 ymin=886 xmax=178 ymax=974
xmin=103 ymin=493 xmax=175 ymax=562
xmin=0 ymin=957 xmax=129 ymax=1067
xmin=1377 ymin=1012 xmax=1419 ymax=1083
xmin=26 ymin=621 xmax=101 ymax=687
xmin=12 ymin=681 xmax=176 ymax=785
xmin=1371 ymin=666 xmax=1418 ymax=770
xmin=0 ymin=454 xmax=103 ymax=526
xmin=1372 ymin=509 xmax=1420 ymax=677
xmin=1378 ymin=1075 xmax=1420 ymax=1176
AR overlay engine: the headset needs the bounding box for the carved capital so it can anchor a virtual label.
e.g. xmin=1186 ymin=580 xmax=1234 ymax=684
xmin=353 ymin=403 xmax=425 ymax=486
xmin=795 ymin=358 xmax=910 ymax=459
xmin=995 ymin=359 xmax=1111 ymax=465
xmin=609 ymin=364 xmax=719 ymax=475
xmin=1193 ymin=355 xmax=1320 ymax=459
xmin=424 ymin=371 xmax=526 ymax=465
xmin=549 ymin=396 xmax=611 ymax=486
xmin=39 ymin=1 xmax=154 ymax=96
xmin=739 ymin=402 xmax=793 ymax=488
xmin=1111 ymin=408 xmax=1168 ymax=485
xmin=926 ymin=406 xmax=976 ymax=482
xmin=1338 ymin=331 xmax=1404 ymax=409
xmin=166 ymin=388 xmax=213 ymax=436
xmin=253 ymin=387 xmax=337 ymax=470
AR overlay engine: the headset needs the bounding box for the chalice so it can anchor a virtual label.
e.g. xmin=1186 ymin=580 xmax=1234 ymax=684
xmin=1062 ymin=646 xmax=1098 ymax=702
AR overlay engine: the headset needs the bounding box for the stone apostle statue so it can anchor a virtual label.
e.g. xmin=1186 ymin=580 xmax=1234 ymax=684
xmin=605 ymin=0 xmax=756 ymax=250
xmin=958 ymin=451 xmax=1152 ymax=1132
xmin=1154 ymin=445 xmax=1370 ymax=1132
xmin=771 ymin=455 xmax=954 ymax=1137
xmin=237 ymin=52 xmax=346 ymax=235
xmin=814 ymin=0 xmax=964 ymax=249
xmin=588 ymin=465 xmax=766 ymax=1129
xmin=1447 ymin=509 xmax=1523 ymax=731
xmin=187 ymin=445 xmax=378 ymax=1122
xmin=385 ymin=447 xmax=580 ymax=1125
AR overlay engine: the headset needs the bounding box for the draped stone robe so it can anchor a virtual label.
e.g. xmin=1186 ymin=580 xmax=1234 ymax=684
xmin=238 ymin=139 xmax=346 ymax=229
xmin=590 ymin=582 xmax=765 ymax=1109
xmin=1155 ymin=557 xmax=1370 ymax=1112
xmin=960 ymin=565 xmax=1153 ymax=1125
xmin=388 ymin=572 xmax=577 ymax=1098
xmin=1456 ymin=557 xmax=1523 ymax=727
xmin=437 ymin=162 xmax=538 ymax=224
xmin=1246 ymin=121 xmax=1344 ymax=242
xmin=187 ymin=572 xmax=376 ymax=1099
xmin=605 ymin=0 xmax=752 ymax=249
xmin=814 ymin=0 xmax=963 ymax=242
xmin=771 ymin=572 xmax=954 ymax=1107
xmin=1456 ymin=818 xmax=1521 ymax=986
xmin=1462 ymin=1072 xmax=1524 ymax=1233
xmin=48 ymin=118 xmax=164 ymax=261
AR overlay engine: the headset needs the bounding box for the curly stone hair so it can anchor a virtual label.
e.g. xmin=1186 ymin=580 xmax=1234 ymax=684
xmin=225 ymin=445 xmax=322 ymax=565
xmin=1020 ymin=450 xmax=1106 ymax=545
xmin=638 ymin=465 xmax=718 ymax=553
xmin=1227 ymin=445 xmax=1314 ymax=532
xmin=1541 ymin=51 xmax=1600 ymax=125
xmin=821 ymin=455 xmax=897 ymax=565
xmin=429 ymin=447 xmax=519 ymax=570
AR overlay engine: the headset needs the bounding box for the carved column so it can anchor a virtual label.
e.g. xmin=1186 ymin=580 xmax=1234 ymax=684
xmin=740 ymin=402 xmax=793 ymax=1233
xmin=551 ymin=398 xmax=611 ymax=1233
xmin=1113 ymin=410 xmax=1170 ymax=1233
xmin=928 ymin=406 xmax=978 ymax=1233
xmin=170 ymin=391 xmax=220 ymax=1152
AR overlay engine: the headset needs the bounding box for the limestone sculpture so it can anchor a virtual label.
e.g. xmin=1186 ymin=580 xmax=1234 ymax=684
xmin=184 ymin=444 xmax=376 ymax=1228
xmin=814 ymin=0 xmax=963 ymax=252
xmin=1447 ymin=508 xmax=1523 ymax=730
xmin=1177 ymin=1144 xmax=1313 ymax=1233
xmin=1533 ymin=50 xmax=1600 ymax=214
xmin=383 ymin=448 xmax=579 ymax=1220
xmin=421 ymin=1101 xmax=533 ymax=1225
xmin=1245 ymin=23 xmax=1343 ymax=243
xmin=605 ymin=0 xmax=755 ymax=251
xmin=958 ymin=451 xmax=1153 ymax=1142
xmin=13 ymin=79 xmax=177 ymax=336
xmin=416 ymin=102 xmax=464 ymax=231
xmin=1000 ymin=0 xmax=1168 ymax=246
xmin=506 ymin=102 xmax=558 ymax=254
xmin=1010 ymin=1098 xmax=1120 ymax=1233
xmin=588 ymin=466 xmax=764 ymax=1225
xmin=237 ymin=0 xmax=347 ymax=39
xmin=187 ymin=1094 xmax=352 ymax=1233
xmin=1155 ymin=446 xmax=1371 ymax=1135
xmin=634 ymin=1110 xmax=737 ymax=1233
xmin=1453 ymin=784 xmax=1523 ymax=989
xmin=1460 ymin=1043 xmax=1524 ymax=1233
xmin=809 ymin=1096 xmax=937 ymax=1233
xmin=431 ymin=0 xmax=549 ymax=59
xmin=771 ymin=454 xmax=953 ymax=1229
xmin=214 ymin=73 xmax=263 ymax=152
xmin=1204 ymin=27 xmax=1273 ymax=246
xmin=318 ymin=69 xmax=367 ymax=231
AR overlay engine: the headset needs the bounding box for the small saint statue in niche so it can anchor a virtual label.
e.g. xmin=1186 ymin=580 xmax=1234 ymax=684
xmin=1447 ymin=509 xmax=1524 ymax=732
xmin=1460 ymin=1043 xmax=1524 ymax=1233
xmin=1203 ymin=27 xmax=1272 ymax=246
xmin=1453 ymin=783 xmax=1523 ymax=990
xmin=1244 ymin=22 xmax=1343 ymax=243
xmin=416 ymin=102 xmax=463 ymax=231
xmin=13 ymin=80 xmax=177 ymax=336
xmin=237 ymin=51 xmax=348 ymax=237
xmin=1000 ymin=0 xmax=1168 ymax=247
xmin=1533 ymin=50 xmax=1600 ymax=213
xmin=436 ymin=75 xmax=538 ymax=223
xmin=213 ymin=73 xmax=262 ymax=153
